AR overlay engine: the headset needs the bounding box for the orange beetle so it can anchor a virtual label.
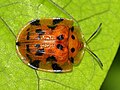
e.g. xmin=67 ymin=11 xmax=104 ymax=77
xmin=16 ymin=18 xmax=103 ymax=72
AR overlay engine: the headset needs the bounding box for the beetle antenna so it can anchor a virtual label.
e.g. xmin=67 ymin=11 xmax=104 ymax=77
xmin=85 ymin=48 xmax=103 ymax=69
xmin=86 ymin=23 xmax=102 ymax=44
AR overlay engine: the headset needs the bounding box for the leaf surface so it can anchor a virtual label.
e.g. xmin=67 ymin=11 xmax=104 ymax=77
xmin=0 ymin=0 xmax=120 ymax=90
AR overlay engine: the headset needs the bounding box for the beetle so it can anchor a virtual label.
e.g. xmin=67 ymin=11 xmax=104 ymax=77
xmin=16 ymin=18 xmax=103 ymax=72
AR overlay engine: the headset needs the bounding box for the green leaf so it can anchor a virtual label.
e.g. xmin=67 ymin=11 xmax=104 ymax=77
xmin=0 ymin=0 xmax=120 ymax=90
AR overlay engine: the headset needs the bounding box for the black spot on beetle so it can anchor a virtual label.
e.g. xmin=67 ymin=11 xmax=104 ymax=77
xmin=71 ymin=35 xmax=75 ymax=40
xmin=71 ymin=48 xmax=75 ymax=53
xmin=52 ymin=63 xmax=62 ymax=71
xmin=26 ymin=45 xmax=30 ymax=52
xmin=27 ymin=28 xmax=30 ymax=31
xmin=36 ymin=29 xmax=45 ymax=35
xmin=34 ymin=44 xmax=40 ymax=48
xmin=53 ymin=18 xmax=64 ymax=25
xmin=27 ymin=32 xmax=30 ymax=40
xmin=46 ymin=56 xmax=57 ymax=62
xmin=38 ymin=35 xmax=41 ymax=40
xmin=35 ymin=49 xmax=44 ymax=56
xmin=69 ymin=57 xmax=74 ymax=63
xmin=47 ymin=25 xmax=57 ymax=30
xmin=71 ymin=26 xmax=74 ymax=32
xmin=26 ymin=54 xmax=32 ymax=62
xmin=30 ymin=19 xmax=40 ymax=25
xmin=30 ymin=60 xmax=40 ymax=68
xmin=57 ymin=44 xmax=63 ymax=50
xmin=16 ymin=42 xmax=20 ymax=46
xmin=57 ymin=35 xmax=64 ymax=40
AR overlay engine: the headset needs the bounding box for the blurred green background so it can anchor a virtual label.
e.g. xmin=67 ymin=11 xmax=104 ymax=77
xmin=101 ymin=46 xmax=120 ymax=90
